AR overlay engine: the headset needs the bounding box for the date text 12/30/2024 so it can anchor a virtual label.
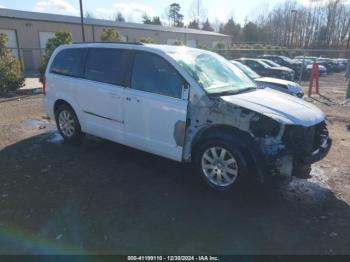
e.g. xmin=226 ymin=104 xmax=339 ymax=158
xmin=127 ymin=256 xmax=220 ymax=261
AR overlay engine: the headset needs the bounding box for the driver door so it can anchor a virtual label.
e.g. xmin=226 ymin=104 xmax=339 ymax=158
xmin=123 ymin=51 xmax=188 ymax=161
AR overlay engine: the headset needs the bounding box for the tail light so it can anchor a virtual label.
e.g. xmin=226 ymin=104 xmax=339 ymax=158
xmin=43 ymin=77 xmax=46 ymax=95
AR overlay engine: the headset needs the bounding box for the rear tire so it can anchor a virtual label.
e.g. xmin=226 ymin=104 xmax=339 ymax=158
xmin=194 ymin=138 xmax=246 ymax=191
xmin=55 ymin=104 xmax=83 ymax=144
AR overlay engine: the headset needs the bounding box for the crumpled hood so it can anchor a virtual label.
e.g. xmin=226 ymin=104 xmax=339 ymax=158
xmin=221 ymin=89 xmax=325 ymax=127
xmin=256 ymin=77 xmax=294 ymax=86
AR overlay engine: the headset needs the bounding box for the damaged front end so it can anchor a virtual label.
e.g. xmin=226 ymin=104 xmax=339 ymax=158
xmin=248 ymin=114 xmax=332 ymax=180
xmin=183 ymin=91 xmax=332 ymax=182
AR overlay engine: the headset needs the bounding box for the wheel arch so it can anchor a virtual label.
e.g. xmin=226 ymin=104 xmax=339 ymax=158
xmin=191 ymin=124 xmax=257 ymax=172
xmin=54 ymin=99 xmax=74 ymax=114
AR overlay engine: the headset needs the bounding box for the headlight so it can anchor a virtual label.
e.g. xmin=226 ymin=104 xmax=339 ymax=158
xmin=287 ymin=83 xmax=302 ymax=93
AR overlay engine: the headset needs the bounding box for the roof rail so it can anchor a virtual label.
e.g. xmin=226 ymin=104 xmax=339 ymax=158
xmin=72 ymin=41 xmax=144 ymax=45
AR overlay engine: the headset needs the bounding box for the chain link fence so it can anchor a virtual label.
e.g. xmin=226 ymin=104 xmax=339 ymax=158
xmin=215 ymin=48 xmax=350 ymax=83
xmin=2 ymin=46 xmax=350 ymax=80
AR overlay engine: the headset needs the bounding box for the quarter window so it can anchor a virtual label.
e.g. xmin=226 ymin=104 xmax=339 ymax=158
xmin=131 ymin=52 xmax=184 ymax=99
xmin=84 ymin=48 xmax=132 ymax=86
xmin=50 ymin=48 xmax=86 ymax=77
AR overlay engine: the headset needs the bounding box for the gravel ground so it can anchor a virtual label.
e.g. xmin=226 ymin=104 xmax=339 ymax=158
xmin=0 ymin=73 xmax=349 ymax=255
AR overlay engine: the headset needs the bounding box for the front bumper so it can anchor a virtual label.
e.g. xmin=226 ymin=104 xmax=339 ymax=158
xmin=252 ymin=121 xmax=332 ymax=180
xmin=304 ymin=137 xmax=332 ymax=164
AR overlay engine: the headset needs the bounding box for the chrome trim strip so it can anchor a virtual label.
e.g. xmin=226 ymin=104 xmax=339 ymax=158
xmin=83 ymin=110 xmax=124 ymax=124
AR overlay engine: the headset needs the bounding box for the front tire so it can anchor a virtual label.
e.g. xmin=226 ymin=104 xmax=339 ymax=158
xmin=194 ymin=139 xmax=245 ymax=191
xmin=55 ymin=104 xmax=83 ymax=143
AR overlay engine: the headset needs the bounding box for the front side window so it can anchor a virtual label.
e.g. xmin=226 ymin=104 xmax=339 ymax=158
xmin=50 ymin=48 xmax=86 ymax=77
xmin=131 ymin=52 xmax=184 ymax=99
xmin=84 ymin=48 xmax=132 ymax=86
xmin=167 ymin=48 xmax=256 ymax=95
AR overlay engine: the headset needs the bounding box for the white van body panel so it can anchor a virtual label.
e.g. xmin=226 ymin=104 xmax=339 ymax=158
xmin=74 ymin=78 xmax=125 ymax=143
xmin=124 ymin=88 xmax=187 ymax=161
xmin=43 ymin=43 xmax=329 ymax=168
xmin=44 ymin=43 xmax=190 ymax=162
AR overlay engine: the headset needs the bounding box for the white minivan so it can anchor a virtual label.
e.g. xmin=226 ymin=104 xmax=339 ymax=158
xmin=43 ymin=43 xmax=332 ymax=191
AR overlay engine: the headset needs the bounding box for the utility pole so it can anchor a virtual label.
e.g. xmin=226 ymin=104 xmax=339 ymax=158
xmin=79 ymin=0 xmax=85 ymax=42
xmin=290 ymin=9 xmax=297 ymax=48
xmin=197 ymin=0 xmax=200 ymax=24
xmin=346 ymin=61 xmax=350 ymax=99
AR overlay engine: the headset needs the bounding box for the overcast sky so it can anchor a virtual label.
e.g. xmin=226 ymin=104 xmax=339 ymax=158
xmin=0 ymin=0 xmax=325 ymax=25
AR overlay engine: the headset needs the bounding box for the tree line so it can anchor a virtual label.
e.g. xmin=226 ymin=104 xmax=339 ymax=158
xmin=252 ymin=0 xmax=350 ymax=48
xmin=85 ymin=0 xmax=350 ymax=48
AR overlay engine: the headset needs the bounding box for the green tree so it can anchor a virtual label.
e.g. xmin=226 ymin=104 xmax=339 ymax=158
xmin=139 ymin=37 xmax=155 ymax=43
xmin=243 ymin=22 xmax=259 ymax=42
xmin=39 ymin=31 xmax=72 ymax=83
xmin=100 ymin=28 xmax=122 ymax=42
xmin=220 ymin=17 xmax=242 ymax=43
xmin=201 ymin=18 xmax=214 ymax=31
xmin=85 ymin=11 xmax=95 ymax=19
xmin=188 ymin=19 xmax=200 ymax=29
xmin=143 ymin=14 xmax=162 ymax=25
xmin=151 ymin=17 xmax=162 ymax=25
xmin=214 ymin=42 xmax=226 ymax=49
xmin=142 ymin=14 xmax=152 ymax=24
xmin=168 ymin=3 xmax=184 ymax=27
xmin=115 ymin=12 xmax=125 ymax=22
xmin=0 ymin=33 xmax=24 ymax=94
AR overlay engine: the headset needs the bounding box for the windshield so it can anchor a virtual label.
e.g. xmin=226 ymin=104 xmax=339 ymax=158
xmin=257 ymin=60 xmax=272 ymax=69
xmin=262 ymin=59 xmax=280 ymax=67
xmin=231 ymin=61 xmax=261 ymax=79
xmin=167 ymin=48 xmax=256 ymax=95
xmin=280 ymin=56 xmax=294 ymax=63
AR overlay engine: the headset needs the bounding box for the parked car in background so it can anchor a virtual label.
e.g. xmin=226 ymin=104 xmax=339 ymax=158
xmin=235 ymin=58 xmax=295 ymax=81
xmin=259 ymin=55 xmax=303 ymax=77
xmin=230 ymin=60 xmax=304 ymax=98
xmin=293 ymin=58 xmax=328 ymax=77
xmin=316 ymin=58 xmax=336 ymax=72
xmin=259 ymin=59 xmax=282 ymax=68
xmin=332 ymin=59 xmax=347 ymax=71
xmin=336 ymin=58 xmax=348 ymax=67
xmin=296 ymin=57 xmax=346 ymax=73
xmin=43 ymin=43 xmax=331 ymax=191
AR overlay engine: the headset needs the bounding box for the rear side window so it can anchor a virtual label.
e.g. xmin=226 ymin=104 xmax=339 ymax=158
xmin=50 ymin=48 xmax=86 ymax=77
xmin=131 ymin=52 xmax=184 ymax=99
xmin=84 ymin=48 xmax=131 ymax=86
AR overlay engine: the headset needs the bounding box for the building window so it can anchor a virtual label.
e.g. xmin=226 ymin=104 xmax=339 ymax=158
xmin=0 ymin=29 xmax=19 ymax=58
xmin=39 ymin=32 xmax=55 ymax=50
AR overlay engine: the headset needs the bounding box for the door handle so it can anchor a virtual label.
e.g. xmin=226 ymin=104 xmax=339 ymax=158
xmin=126 ymin=97 xmax=141 ymax=103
